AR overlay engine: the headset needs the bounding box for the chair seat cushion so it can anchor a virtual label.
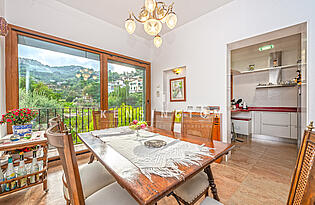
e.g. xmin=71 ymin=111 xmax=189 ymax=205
xmin=85 ymin=182 xmax=138 ymax=205
xmin=200 ymin=197 xmax=224 ymax=205
xmin=173 ymin=172 xmax=209 ymax=203
xmin=63 ymin=161 xmax=116 ymax=200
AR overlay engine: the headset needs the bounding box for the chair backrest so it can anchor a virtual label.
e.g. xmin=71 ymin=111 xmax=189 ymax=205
xmin=45 ymin=121 xmax=85 ymax=205
xmin=181 ymin=112 xmax=215 ymax=139
xmin=153 ymin=110 xmax=175 ymax=132
xmin=287 ymin=122 xmax=315 ymax=205
xmin=92 ymin=110 xmax=117 ymax=130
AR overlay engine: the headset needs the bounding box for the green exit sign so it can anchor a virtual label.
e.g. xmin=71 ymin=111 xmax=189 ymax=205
xmin=259 ymin=44 xmax=274 ymax=51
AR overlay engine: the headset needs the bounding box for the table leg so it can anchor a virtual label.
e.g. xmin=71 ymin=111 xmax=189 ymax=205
xmin=204 ymin=165 xmax=219 ymax=201
xmin=88 ymin=154 xmax=95 ymax=164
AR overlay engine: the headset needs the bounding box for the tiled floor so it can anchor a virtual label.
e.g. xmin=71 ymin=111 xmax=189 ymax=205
xmin=0 ymin=137 xmax=297 ymax=205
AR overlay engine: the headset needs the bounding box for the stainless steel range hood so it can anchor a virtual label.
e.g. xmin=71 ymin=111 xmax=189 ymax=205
xmin=268 ymin=51 xmax=282 ymax=84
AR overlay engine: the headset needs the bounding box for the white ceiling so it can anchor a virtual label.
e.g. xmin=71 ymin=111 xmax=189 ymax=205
xmin=55 ymin=0 xmax=233 ymax=39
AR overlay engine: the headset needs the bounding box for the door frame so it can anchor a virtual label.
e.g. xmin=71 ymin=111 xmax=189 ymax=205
xmin=5 ymin=24 xmax=151 ymax=133
xmin=226 ymin=22 xmax=307 ymax=143
xmin=103 ymin=55 xmax=151 ymax=123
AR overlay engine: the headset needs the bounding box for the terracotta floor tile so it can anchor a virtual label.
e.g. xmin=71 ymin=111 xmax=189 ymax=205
xmin=0 ymin=137 xmax=297 ymax=205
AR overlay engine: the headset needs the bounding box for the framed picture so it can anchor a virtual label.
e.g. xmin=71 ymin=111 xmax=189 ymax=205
xmin=170 ymin=77 xmax=186 ymax=102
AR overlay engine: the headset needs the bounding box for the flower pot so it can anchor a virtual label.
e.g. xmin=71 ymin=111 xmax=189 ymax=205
xmin=12 ymin=124 xmax=32 ymax=138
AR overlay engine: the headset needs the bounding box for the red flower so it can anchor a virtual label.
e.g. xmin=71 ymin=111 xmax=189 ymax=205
xmin=6 ymin=119 xmax=12 ymax=123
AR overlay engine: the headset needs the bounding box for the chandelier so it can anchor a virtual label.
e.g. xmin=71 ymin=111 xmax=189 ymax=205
xmin=125 ymin=0 xmax=177 ymax=48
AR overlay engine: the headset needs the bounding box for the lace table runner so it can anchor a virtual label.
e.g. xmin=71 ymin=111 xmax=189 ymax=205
xmin=91 ymin=127 xmax=214 ymax=180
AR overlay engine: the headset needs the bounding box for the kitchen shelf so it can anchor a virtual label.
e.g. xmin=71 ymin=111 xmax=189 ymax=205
xmin=233 ymin=64 xmax=298 ymax=75
xmin=256 ymin=84 xmax=297 ymax=89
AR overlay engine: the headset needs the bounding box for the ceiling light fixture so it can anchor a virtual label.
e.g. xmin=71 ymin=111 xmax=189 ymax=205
xmin=125 ymin=0 xmax=177 ymax=48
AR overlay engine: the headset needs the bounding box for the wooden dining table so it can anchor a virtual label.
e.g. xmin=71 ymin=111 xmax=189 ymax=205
xmin=78 ymin=127 xmax=234 ymax=205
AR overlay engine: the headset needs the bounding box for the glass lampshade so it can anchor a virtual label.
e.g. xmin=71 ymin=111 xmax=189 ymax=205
xmin=166 ymin=12 xmax=177 ymax=29
xmin=154 ymin=35 xmax=162 ymax=48
xmin=145 ymin=0 xmax=156 ymax=13
xmin=125 ymin=19 xmax=136 ymax=34
xmin=144 ymin=19 xmax=162 ymax=36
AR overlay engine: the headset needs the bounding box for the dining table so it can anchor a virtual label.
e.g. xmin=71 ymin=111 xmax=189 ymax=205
xmin=78 ymin=127 xmax=234 ymax=205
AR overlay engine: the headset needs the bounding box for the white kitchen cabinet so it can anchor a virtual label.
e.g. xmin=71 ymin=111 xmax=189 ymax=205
xmin=261 ymin=123 xmax=291 ymax=138
xmin=291 ymin=125 xmax=297 ymax=139
xmin=232 ymin=119 xmax=251 ymax=135
xmin=252 ymin=112 xmax=261 ymax=134
xmin=251 ymin=111 xmax=298 ymax=139
xmin=261 ymin=112 xmax=291 ymax=126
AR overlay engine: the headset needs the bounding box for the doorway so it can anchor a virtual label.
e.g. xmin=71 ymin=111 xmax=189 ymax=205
xmin=226 ymin=23 xmax=307 ymax=149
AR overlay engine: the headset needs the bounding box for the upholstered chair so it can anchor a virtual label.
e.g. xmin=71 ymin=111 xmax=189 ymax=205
xmin=45 ymin=119 xmax=137 ymax=205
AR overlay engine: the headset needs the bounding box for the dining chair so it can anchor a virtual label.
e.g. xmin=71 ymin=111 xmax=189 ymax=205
xmin=199 ymin=122 xmax=315 ymax=205
xmin=92 ymin=110 xmax=117 ymax=130
xmin=171 ymin=112 xmax=216 ymax=205
xmin=45 ymin=119 xmax=137 ymax=205
xmin=287 ymin=121 xmax=315 ymax=205
xmin=89 ymin=110 xmax=117 ymax=163
xmin=153 ymin=110 xmax=175 ymax=132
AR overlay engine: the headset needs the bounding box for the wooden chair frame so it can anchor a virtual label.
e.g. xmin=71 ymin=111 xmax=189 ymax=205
xmin=287 ymin=122 xmax=315 ymax=205
xmin=45 ymin=123 xmax=85 ymax=205
xmin=153 ymin=110 xmax=175 ymax=132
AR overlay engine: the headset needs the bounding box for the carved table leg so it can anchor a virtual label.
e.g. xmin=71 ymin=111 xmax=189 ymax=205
xmin=204 ymin=165 xmax=220 ymax=201
xmin=88 ymin=153 xmax=95 ymax=164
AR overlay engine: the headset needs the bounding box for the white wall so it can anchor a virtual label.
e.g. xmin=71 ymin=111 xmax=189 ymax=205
xmin=0 ymin=0 xmax=151 ymax=137
xmin=4 ymin=0 xmax=151 ymax=60
xmin=151 ymin=0 xmax=315 ymax=142
xmin=0 ymin=0 xmax=6 ymax=137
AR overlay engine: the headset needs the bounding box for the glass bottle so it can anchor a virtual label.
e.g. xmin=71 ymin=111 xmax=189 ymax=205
xmin=0 ymin=167 xmax=4 ymax=193
xmin=5 ymin=156 xmax=17 ymax=191
xmin=17 ymin=152 xmax=27 ymax=187
xmin=30 ymin=150 xmax=39 ymax=183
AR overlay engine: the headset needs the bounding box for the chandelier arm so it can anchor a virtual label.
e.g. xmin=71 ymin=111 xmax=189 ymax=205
xmin=131 ymin=11 xmax=147 ymax=23
xmin=155 ymin=4 xmax=173 ymax=21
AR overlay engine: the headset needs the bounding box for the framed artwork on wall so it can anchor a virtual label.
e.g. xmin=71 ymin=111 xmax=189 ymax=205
xmin=170 ymin=77 xmax=186 ymax=102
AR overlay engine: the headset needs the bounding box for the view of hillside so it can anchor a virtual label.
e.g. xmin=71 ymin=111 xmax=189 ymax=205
xmin=18 ymin=57 xmax=145 ymax=109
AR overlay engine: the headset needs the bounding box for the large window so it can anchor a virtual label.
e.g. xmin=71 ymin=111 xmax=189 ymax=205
xmin=5 ymin=25 xmax=151 ymax=137
xmin=108 ymin=60 xmax=146 ymax=124
xmin=18 ymin=35 xmax=101 ymax=109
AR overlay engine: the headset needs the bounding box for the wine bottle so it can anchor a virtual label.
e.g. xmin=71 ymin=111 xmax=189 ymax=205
xmin=0 ymin=168 xmax=4 ymax=193
xmin=5 ymin=156 xmax=17 ymax=191
xmin=30 ymin=150 xmax=39 ymax=183
xmin=17 ymin=152 xmax=27 ymax=187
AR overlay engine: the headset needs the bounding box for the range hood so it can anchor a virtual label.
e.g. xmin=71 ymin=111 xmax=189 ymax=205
xmin=268 ymin=51 xmax=282 ymax=84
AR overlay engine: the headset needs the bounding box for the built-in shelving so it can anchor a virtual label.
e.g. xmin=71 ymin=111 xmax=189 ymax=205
xmin=232 ymin=64 xmax=298 ymax=75
xmin=256 ymin=84 xmax=297 ymax=89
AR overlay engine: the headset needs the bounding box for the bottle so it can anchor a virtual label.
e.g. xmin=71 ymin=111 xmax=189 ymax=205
xmin=5 ymin=156 xmax=17 ymax=191
xmin=0 ymin=168 xmax=4 ymax=193
xmin=17 ymin=152 xmax=27 ymax=187
xmin=30 ymin=150 xmax=39 ymax=183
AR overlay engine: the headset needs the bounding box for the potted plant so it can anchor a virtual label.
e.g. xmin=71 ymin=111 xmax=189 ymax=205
xmin=0 ymin=108 xmax=38 ymax=140
xmin=129 ymin=120 xmax=147 ymax=138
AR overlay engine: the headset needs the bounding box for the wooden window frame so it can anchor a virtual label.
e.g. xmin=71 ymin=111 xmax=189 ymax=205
xmin=5 ymin=24 xmax=151 ymax=133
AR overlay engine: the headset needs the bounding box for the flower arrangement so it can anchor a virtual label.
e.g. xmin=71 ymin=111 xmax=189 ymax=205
xmin=0 ymin=108 xmax=38 ymax=126
xmin=129 ymin=120 xmax=147 ymax=131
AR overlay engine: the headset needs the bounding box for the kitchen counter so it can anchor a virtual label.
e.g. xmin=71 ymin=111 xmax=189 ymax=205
xmin=232 ymin=107 xmax=297 ymax=113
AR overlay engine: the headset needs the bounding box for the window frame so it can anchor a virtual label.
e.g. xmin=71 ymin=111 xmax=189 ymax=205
xmin=5 ymin=24 xmax=151 ymax=133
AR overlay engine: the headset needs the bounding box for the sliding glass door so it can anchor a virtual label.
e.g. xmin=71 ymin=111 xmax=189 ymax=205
xmin=108 ymin=60 xmax=146 ymax=126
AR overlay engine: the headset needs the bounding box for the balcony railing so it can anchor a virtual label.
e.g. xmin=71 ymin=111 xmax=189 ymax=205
xmin=33 ymin=106 xmax=144 ymax=144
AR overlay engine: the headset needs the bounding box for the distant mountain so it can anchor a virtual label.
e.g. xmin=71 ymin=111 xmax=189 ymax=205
xmin=18 ymin=57 xmax=99 ymax=83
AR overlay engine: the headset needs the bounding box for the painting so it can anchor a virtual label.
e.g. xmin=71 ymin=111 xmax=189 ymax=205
xmin=170 ymin=77 xmax=186 ymax=102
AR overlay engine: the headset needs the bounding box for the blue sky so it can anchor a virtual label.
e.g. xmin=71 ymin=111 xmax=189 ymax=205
xmin=19 ymin=44 xmax=136 ymax=74
xmin=19 ymin=44 xmax=100 ymax=71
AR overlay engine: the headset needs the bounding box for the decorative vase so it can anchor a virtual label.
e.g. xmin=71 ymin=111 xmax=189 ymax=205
xmin=12 ymin=124 xmax=32 ymax=139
